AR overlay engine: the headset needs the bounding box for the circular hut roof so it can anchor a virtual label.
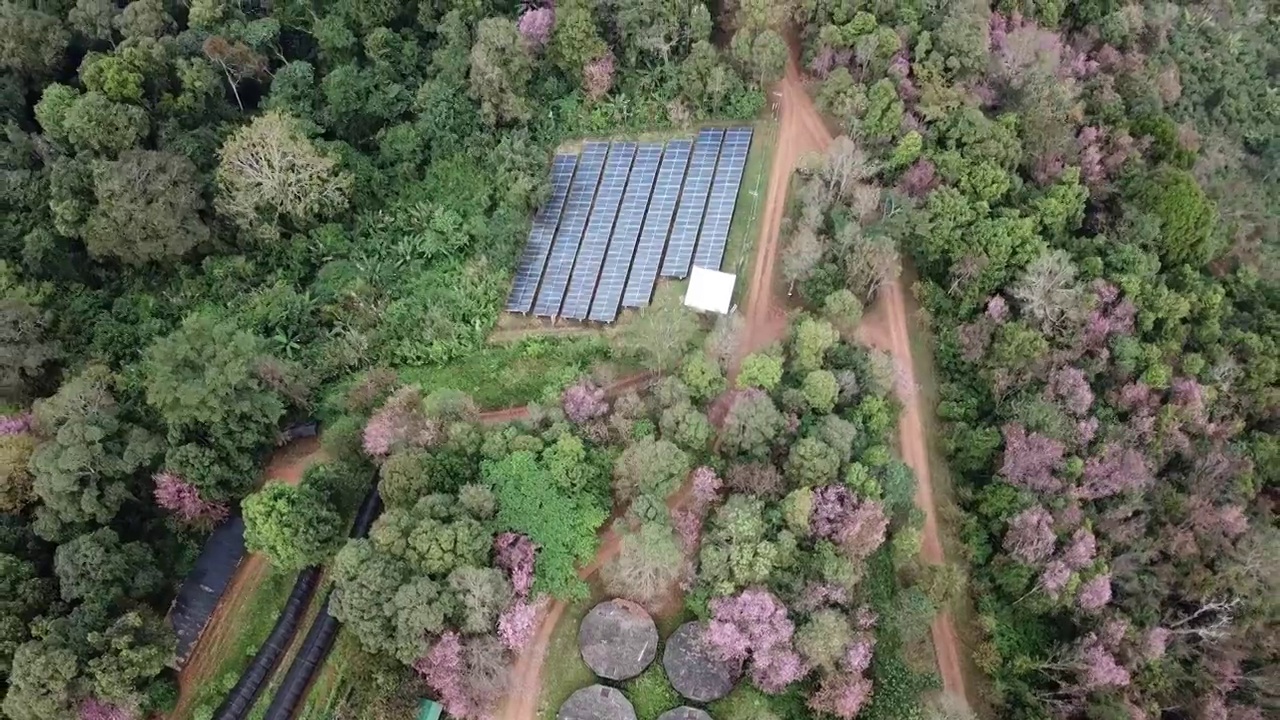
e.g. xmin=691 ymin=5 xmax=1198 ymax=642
xmin=578 ymin=599 xmax=658 ymax=681
xmin=662 ymin=622 xmax=741 ymax=703
xmin=557 ymin=684 xmax=638 ymax=720
xmin=657 ymin=708 xmax=714 ymax=720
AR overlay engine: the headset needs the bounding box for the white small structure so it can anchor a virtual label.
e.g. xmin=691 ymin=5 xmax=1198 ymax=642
xmin=683 ymin=266 xmax=736 ymax=315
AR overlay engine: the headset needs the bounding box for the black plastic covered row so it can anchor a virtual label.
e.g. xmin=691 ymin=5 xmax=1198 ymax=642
xmin=262 ymin=484 xmax=384 ymax=720
xmin=211 ymin=566 xmax=321 ymax=720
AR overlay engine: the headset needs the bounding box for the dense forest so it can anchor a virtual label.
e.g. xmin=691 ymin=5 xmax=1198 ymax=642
xmin=0 ymin=0 xmax=771 ymax=718
xmin=778 ymin=1 xmax=1277 ymax=720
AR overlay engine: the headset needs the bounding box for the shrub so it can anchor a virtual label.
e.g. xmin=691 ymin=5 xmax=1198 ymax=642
xmin=626 ymin=663 xmax=680 ymax=720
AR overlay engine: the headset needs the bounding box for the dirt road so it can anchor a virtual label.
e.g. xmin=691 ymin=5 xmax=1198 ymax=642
xmin=171 ymin=437 xmax=329 ymax=720
xmin=750 ymin=54 xmax=974 ymax=707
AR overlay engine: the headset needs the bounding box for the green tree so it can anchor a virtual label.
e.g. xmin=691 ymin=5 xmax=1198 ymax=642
xmin=680 ymin=351 xmax=726 ymax=403
xmin=215 ymin=110 xmax=352 ymax=240
xmin=802 ymin=370 xmax=840 ymax=414
xmin=822 ymin=289 xmax=863 ymax=336
xmin=243 ymin=483 xmax=344 ymax=571
xmin=699 ymin=494 xmax=794 ymax=595
xmin=795 ymin=609 xmax=854 ymax=672
xmin=143 ymin=313 xmax=288 ymax=453
xmin=608 ymin=284 xmax=701 ymax=372
xmin=0 ymin=6 xmax=68 ymax=79
xmin=0 ymin=554 xmax=54 ymax=681
xmin=785 ymin=437 xmax=842 ymax=487
xmin=550 ymin=0 xmax=607 ymax=80
xmin=29 ymin=366 xmax=160 ymax=539
xmin=659 ymin=403 xmax=713 ymax=453
xmin=54 ymin=528 xmax=162 ymax=603
xmin=721 ymin=391 xmax=785 ymax=459
xmin=613 ymin=437 xmax=689 ymax=504
xmin=738 ymin=352 xmax=783 ymax=390
xmin=35 ymin=88 xmax=147 ymax=157
xmin=85 ymin=610 xmax=173 ymax=705
xmin=83 ymin=150 xmax=209 ymax=265
xmin=469 ymin=18 xmax=533 ymax=126
xmin=487 ymin=451 xmax=607 ymax=601
xmin=0 ymin=297 xmax=59 ymax=403
xmin=1125 ymin=166 xmax=1220 ymax=266
xmin=793 ymin=317 xmax=840 ymax=372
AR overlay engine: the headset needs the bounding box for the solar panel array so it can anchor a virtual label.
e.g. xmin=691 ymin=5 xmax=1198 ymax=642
xmin=590 ymin=143 xmax=662 ymax=322
xmin=505 ymin=154 xmax=577 ymax=313
xmin=622 ymin=140 xmax=690 ymax=308
xmin=694 ymin=127 xmax=754 ymax=271
xmin=562 ymin=142 xmax=636 ymax=320
xmin=660 ymin=128 xmax=724 ymax=278
xmin=506 ymin=128 xmax=752 ymax=322
xmin=532 ymin=142 xmax=608 ymax=316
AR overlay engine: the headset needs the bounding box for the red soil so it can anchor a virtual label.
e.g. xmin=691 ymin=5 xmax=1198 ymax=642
xmin=170 ymin=437 xmax=329 ymax=720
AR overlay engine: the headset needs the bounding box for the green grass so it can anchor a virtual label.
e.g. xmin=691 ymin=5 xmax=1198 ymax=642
xmin=723 ymin=120 xmax=778 ymax=306
xmin=177 ymin=567 xmax=295 ymax=720
xmin=395 ymin=334 xmax=618 ymax=409
xmin=535 ymin=593 xmax=598 ymax=720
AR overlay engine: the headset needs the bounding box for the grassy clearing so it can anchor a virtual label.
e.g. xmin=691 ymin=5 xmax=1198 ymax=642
xmin=395 ymin=334 xmax=622 ymax=409
xmin=899 ymin=263 xmax=992 ymax=715
xmin=722 ymin=120 xmax=779 ymax=307
xmin=535 ymin=592 xmax=599 ymax=720
xmin=176 ymin=567 xmax=294 ymax=720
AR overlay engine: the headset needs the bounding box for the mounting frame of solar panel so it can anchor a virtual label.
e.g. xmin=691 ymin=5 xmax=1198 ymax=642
xmin=505 ymin=154 xmax=577 ymax=313
xmin=622 ymin=139 xmax=692 ymax=308
xmin=532 ymin=142 xmax=609 ymax=317
xmin=589 ymin=142 xmax=662 ymax=322
xmin=660 ymin=128 xmax=724 ymax=278
xmin=561 ymin=142 xmax=637 ymax=320
xmin=692 ymin=127 xmax=754 ymax=271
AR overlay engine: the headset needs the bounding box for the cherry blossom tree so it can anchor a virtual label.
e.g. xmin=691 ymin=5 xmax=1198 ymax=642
xmin=810 ymin=485 xmax=888 ymax=561
xmin=705 ymin=589 xmax=808 ymax=692
xmin=363 ymin=386 xmax=439 ymax=457
xmin=1000 ymin=424 xmax=1065 ymax=493
xmin=808 ymin=673 xmax=872 ymax=719
xmin=0 ymin=412 xmax=31 ymax=435
xmin=562 ymin=381 xmax=607 ymax=424
xmin=1080 ymin=444 xmax=1151 ymax=499
xmin=518 ymin=7 xmax=554 ymax=49
xmin=153 ymin=471 xmax=228 ymax=524
xmin=494 ymin=532 xmax=536 ymax=597
xmin=498 ymin=596 xmax=545 ymax=650
xmin=79 ymin=698 xmax=133 ymax=720
xmin=1077 ymin=573 xmax=1112 ymax=612
xmin=1061 ymin=527 xmax=1096 ymax=569
xmin=583 ymin=53 xmax=615 ymax=100
xmin=1004 ymin=505 xmax=1056 ymax=563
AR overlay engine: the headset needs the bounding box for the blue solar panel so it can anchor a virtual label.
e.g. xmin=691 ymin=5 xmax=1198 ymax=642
xmin=622 ymin=139 xmax=691 ymax=308
xmin=532 ymin=142 xmax=609 ymax=317
xmin=693 ymin=126 xmax=753 ymax=271
xmin=660 ymin=128 xmax=724 ymax=278
xmin=590 ymin=143 xmax=662 ymax=322
xmin=561 ymin=142 xmax=636 ymax=320
xmin=505 ymin=154 xmax=577 ymax=312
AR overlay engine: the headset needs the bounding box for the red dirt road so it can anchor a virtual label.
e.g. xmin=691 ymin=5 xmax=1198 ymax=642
xmin=171 ymin=437 xmax=329 ymax=720
xmin=750 ymin=54 xmax=974 ymax=707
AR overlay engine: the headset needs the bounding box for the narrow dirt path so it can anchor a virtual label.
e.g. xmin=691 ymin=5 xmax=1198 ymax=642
xmin=171 ymin=436 xmax=329 ymax=720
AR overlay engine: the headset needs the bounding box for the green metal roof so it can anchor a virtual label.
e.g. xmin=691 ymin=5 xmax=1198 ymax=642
xmin=417 ymin=699 xmax=443 ymax=720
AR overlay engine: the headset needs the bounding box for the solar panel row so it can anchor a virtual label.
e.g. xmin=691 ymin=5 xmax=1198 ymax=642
xmin=532 ymin=142 xmax=609 ymax=317
xmin=562 ymin=142 xmax=637 ymax=320
xmin=622 ymin=139 xmax=691 ymax=308
xmin=509 ymin=127 xmax=753 ymax=322
xmin=589 ymin=142 xmax=662 ymax=322
xmin=660 ymin=128 xmax=724 ymax=279
xmin=504 ymin=154 xmax=577 ymax=312
xmin=693 ymin=126 xmax=754 ymax=271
